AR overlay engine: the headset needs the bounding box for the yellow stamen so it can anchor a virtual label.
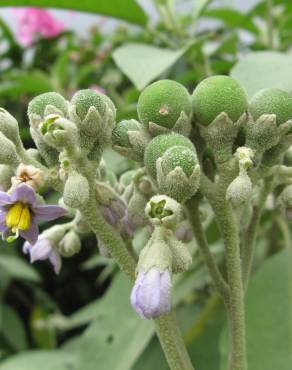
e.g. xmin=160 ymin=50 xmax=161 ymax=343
xmin=6 ymin=202 xmax=31 ymax=231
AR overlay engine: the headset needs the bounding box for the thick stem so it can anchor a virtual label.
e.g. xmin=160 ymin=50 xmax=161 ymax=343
xmin=241 ymin=180 xmax=272 ymax=290
xmin=187 ymin=197 xmax=229 ymax=301
xmin=155 ymin=311 xmax=195 ymax=370
xmin=214 ymin=201 xmax=247 ymax=370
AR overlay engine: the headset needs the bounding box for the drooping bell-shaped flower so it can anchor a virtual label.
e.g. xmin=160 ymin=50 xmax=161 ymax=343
xmin=130 ymin=268 xmax=172 ymax=319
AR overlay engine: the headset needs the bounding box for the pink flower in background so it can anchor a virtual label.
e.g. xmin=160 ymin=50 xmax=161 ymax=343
xmin=90 ymin=84 xmax=106 ymax=95
xmin=13 ymin=7 xmax=65 ymax=46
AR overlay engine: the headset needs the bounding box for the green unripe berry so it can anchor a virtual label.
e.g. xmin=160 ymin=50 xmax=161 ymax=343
xmin=137 ymin=79 xmax=192 ymax=129
xmin=249 ymin=88 xmax=292 ymax=125
xmin=192 ymin=75 xmax=248 ymax=125
xmin=71 ymin=89 xmax=115 ymax=120
xmin=28 ymin=92 xmax=68 ymax=118
xmin=112 ymin=119 xmax=141 ymax=148
xmin=144 ymin=133 xmax=195 ymax=178
xmin=162 ymin=145 xmax=198 ymax=177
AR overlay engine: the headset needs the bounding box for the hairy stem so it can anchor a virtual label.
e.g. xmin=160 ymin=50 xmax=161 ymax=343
xmin=155 ymin=311 xmax=195 ymax=370
xmin=214 ymin=200 xmax=247 ymax=370
xmin=187 ymin=197 xmax=229 ymax=301
xmin=241 ymin=180 xmax=272 ymax=290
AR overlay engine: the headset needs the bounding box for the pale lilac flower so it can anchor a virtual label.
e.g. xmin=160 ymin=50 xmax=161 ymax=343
xmin=130 ymin=268 xmax=172 ymax=319
xmin=0 ymin=183 xmax=65 ymax=245
xmin=13 ymin=7 xmax=64 ymax=46
xmin=23 ymin=236 xmax=62 ymax=274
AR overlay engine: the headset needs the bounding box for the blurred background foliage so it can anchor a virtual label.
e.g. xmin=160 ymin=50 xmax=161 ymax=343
xmin=0 ymin=1 xmax=291 ymax=369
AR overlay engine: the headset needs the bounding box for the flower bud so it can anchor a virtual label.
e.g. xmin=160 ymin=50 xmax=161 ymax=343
xmin=168 ymin=237 xmax=192 ymax=273
xmin=0 ymin=108 xmax=22 ymax=148
xmin=157 ymin=145 xmax=200 ymax=202
xmin=0 ymin=132 xmax=20 ymax=167
xmin=226 ymin=173 xmax=252 ymax=208
xmin=58 ymin=230 xmax=81 ymax=257
xmin=63 ymin=171 xmax=89 ymax=208
xmin=127 ymin=189 xmax=149 ymax=229
xmin=0 ymin=164 xmax=14 ymax=190
xmin=112 ymin=119 xmax=150 ymax=161
xmin=69 ymin=89 xmax=116 ymax=154
xmin=11 ymin=164 xmax=45 ymax=190
xmin=28 ymin=92 xmax=68 ymax=122
xmin=145 ymin=195 xmax=183 ymax=229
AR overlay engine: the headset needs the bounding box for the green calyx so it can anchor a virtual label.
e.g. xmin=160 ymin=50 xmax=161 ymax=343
xmin=137 ymin=79 xmax=192 ymax=129
xmin=249 ymin=88 xmax=292 ymax=125
xmin=40 ymin=114 xmax=62 ymax=135
xmin=71 ymin=89 xmax=115 ymax=120
xmin=28 ymin=92 xmax=68 ymax=118
xmin=192 ymin=75 xmax=248 ymax=125
xmin=144 ymin=133 xmax=195 ymax=178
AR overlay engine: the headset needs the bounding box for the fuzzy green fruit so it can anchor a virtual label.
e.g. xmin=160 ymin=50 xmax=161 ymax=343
xmin=144 ymin=133 xmax=195 ymax=178
xmin=192 ymin=75 xmax=248 ymax=125
xmin=162 ymin=145 xmax=198 ymax=177
xmin=28 ymin=92 xmax=68 ymax=118
xmin=249 ymin=88 xmax=292 ymax=125
xmin=112 ymin=119 xmax=141 ymax=148
xmin=71 ymin=89 xmax=115 ymax=120
xmin=137 ymin=80 xmax=192 ymax=129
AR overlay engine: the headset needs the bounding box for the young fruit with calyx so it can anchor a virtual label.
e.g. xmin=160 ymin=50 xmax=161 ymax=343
xmin=192 ymin=75 xmax=248 ymax=163
xmin=192 ymin=75 xmax=248 ymax=126
xmin=144 ymin=133 xmax=196 ymax=179
xmin=137 ymin=79 xmax=192 ymax=136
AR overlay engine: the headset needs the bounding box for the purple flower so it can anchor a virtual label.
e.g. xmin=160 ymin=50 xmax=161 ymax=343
xmin=23 ymin=236 xmax=62 ymax=274
xmin=0 ymin=184 xmax=65 ymax=245
xmin=130 ymin=268 xmax=172 ymax=319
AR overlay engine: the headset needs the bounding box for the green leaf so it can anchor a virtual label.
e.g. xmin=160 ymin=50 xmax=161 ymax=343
xmin=0 ymin=0 xmax=147 ymax=25
xmin=231 ymin=51 xmax=292 ymax=97
xmin=0 ymin=70 xmax=53 ymax=97
xmin=0 ymin=254 xmax=40 ymax=283
xmin=113 ymin=43 xmax=187 ymax=90
xmin=220 ymin=250 xmax=292 ymax=369
xmin=203 ymin=8 xmax=259 ymax=34
xmin=74 ymin=273 xmax=154 ymax=370
xmin=0 ymin=350 xmax=75 ymax=370
xmin=0 ymin=304 xmax=28 ymax=351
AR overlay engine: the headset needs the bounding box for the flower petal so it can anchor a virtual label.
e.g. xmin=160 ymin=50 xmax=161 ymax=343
xmin=20 ymin=218 xmax=39 ymax=245
xmin=137 ymin=268 xmax=161 ymax=319
xmin=11 ymin=184 xmax=36 ymax=205
xmin=49 ymin=250 xmax=62 ymax=274
xmin=0 ymin=211 xmax=7 ymax=231
xmin=0 ymin=191 xmax=12 ymax=206
xmin=33 ymin=205 xmax=66 ymax=221
xmin=29 ymin=238 xmax=52 ymax=262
